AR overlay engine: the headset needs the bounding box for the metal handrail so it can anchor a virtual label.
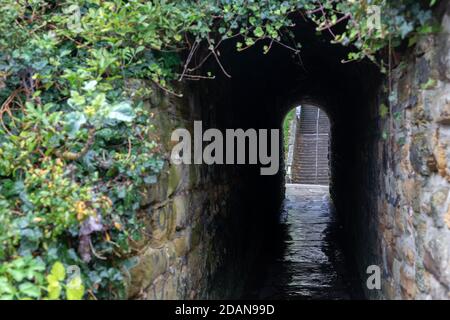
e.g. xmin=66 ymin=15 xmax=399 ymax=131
xmin=315 ymin=108 xmax=320 ymax=184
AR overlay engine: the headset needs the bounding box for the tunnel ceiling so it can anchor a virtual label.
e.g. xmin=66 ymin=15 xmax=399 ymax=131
xmin=204 ymin=16 xmax=382 ymax=124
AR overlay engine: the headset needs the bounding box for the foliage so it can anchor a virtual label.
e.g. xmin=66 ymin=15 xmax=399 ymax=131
xmin=283 ymin=108 xmax=295 ymax=154
xmin=46 ymin=262 xmax=85 ymax=300
xmin=0 ymin=0 xmax=437 ymax=299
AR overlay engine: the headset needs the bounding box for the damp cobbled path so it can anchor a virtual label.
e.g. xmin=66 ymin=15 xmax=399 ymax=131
xmin=243 ymin=184 xmax=361 ymax=299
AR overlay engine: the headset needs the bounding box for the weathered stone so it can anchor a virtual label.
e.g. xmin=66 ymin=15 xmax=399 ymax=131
xmin=435 ymin=143 xmax=449 ymax=179
xmin=398 ymin=71 xmax=413 ymax=104
xmin=379 ymin=200 xmax=394 ymax=230
xmin=151 ymin=274 xmax=166 ymax=300
xmin=416 ymin=57 xmax=431 ymax=85
xmin=188 ymin=164 xmax=201 ymax=189
xmin=383 ymin=243 xmax=395 ymax=276
xmin=151 ymin=207 xmax=172 ymax=241
xmin=173 ymin=235 xmax=189 ymax=257
xmin=167 ymin=164 xmax=184 ymax=196
xmin=424 ymin=235 xmax=450 ymax=286
xmin=187 ymin=245 xmax=207 ymax=288
xmin=426 ymin=154 xmax=439 ymax=173
xmin=382 ymin=279 xmax=397 ymax=300
xmin=400 ymin=264 xmax=416 ymax=299
xmin=415 ymin=265 xmax=430 ymax=294
xmin=189 ymin=222 xmax=203 ymax=249
xmin=438 ymin=13 xmax=450 ymax=81
xmin=173 ymin=195 xmax=189 ymax=229
xmin=436 ymin=101 xmax=450 ymax=125
xmin=392 ymin=258 xmax=402 ymax=286
xmin=430 ymin=187 xmax=449 ymax=228
xmin=402 ymin=179 xmax=420 ymax=207
xmin=394 ymin=208 xmax=405 ymax=234
xmin=410 ymin=134 xmax=433 ymax=176
xmin=128 ymin=247 xmax=169 ymax=297
xmin=163 ymin=274 xmax=178 ymax=299
xmin=424 ymin=269 xmax=449 ymax=299
xmin=444 ymin=205 xmax=450 ymax=229
xmin=397 ymin=238 xmax=416 ymax=266
xmin=165 ymin=243 xmax=178 ymax=266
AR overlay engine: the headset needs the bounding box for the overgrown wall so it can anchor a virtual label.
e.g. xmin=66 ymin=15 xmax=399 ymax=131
xmin=126 ymin=78 xmax=282 ymax=299
xmin=342 ymin=3 xmax=450 ymax=299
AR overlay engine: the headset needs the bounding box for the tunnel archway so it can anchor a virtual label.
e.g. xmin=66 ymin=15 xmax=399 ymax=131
xmin=180 ymin=16 xmax=385 ymax=299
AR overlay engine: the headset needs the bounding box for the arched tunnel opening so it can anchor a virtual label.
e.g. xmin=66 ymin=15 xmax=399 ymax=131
xmin=178 ymin=18 xmax=383 ymax=299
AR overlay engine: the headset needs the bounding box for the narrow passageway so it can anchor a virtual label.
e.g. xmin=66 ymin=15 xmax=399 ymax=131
xmin=241 ymin=103 xmax=362 ymax=299
xmin=243 ymin=185 xmax=361 ymax=299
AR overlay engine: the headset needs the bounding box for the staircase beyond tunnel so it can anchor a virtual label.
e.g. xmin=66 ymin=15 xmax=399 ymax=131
xmin=291 ymin=106 xmax=330 ymax=185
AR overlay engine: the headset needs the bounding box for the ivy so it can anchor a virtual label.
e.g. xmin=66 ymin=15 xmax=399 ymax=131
xmin=0 ymin=0 xmax=437 ymax=299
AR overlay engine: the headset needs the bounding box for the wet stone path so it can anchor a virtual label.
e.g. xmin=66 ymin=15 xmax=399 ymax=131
xmin=243 ymin=184 xmax=361 ymax=299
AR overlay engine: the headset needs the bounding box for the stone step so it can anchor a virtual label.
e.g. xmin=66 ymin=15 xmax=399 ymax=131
xmin=295 ymin=176 xmax=329 ymax=179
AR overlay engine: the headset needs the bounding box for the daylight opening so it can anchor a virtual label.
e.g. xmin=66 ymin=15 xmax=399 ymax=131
xmin=284 ymin=105 xmax=330 ymax=185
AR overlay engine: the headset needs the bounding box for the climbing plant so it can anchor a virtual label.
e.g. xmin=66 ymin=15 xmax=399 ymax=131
xmin=0 ymin=0 xmax=438 ymax=299
xmin=283 ymin=109 xmax=295 ymax=154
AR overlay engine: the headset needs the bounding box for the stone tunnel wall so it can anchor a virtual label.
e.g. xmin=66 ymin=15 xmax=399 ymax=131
xmin=341 ymin=3 xmax=450 ymax=300
xmin=125 ymin=77 xmax=282 ymax=299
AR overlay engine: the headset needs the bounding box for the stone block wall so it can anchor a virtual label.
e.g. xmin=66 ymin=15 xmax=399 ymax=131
xmin=378 ymin=7 xmax=450 ymax=298
xmin=123 ymin=85 xmax=222 ymax=299
xmin=347 ymin=3 xmax=450 ymax=299
xmin=125 ymin=77 xmax=282 ymax=299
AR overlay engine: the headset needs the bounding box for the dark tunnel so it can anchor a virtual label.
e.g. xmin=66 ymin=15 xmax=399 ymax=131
xmin=183 ymin=17 xmax=384 ymax=299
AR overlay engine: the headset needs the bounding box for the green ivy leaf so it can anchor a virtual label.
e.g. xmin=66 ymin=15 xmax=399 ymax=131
xmin=47 ymin=280 xmax=62 ymax=300
xmin=66 ymin=276 xmax=85 ymax=300
xmin=65 ymin=112 xmax=86 ymax=137
xmin=421 ymin=78 xmax=437 ymax=90
xmin=245 ymin=38 xmax=255 ymax=46
xmin=107 ymin=101 xmax=134 ymax=122
xmin=18 ymin=282 xmax=41 ymax=299
xmin=379 ymin=103 xmax=389 ymax=119
xmin=0 ymin=277 xmax=15 ymax=297
xmin=253 ymin=26 xmax=264 ymax=37
xmin=83 ymin=80 xmax=98 ymax=91
xmin=399 ymin=22 xmax=414 ymax=39
xmin=8 ymin=269 xmax=26 ymax=282
xmin=50 ymin=262 xmax=66 ymax=281
xmin=67 ymin=91 xmax=86 ymax=108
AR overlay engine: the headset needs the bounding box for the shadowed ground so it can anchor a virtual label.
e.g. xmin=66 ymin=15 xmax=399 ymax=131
xmin=243 ymin=184 xmax=363 ymax=299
